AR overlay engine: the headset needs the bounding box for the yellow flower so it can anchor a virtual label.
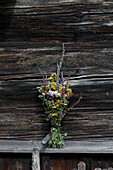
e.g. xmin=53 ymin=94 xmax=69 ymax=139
xmin=66 ymin=84 xmax=69 ymax=91
xmin=56 ymin=104 xmax=59 ymax=107
xmin=48 ymin=77 xmax=54 ymax=82
xmin=66 ymin=88 xmax=72 ymax=95
xmin=57 ymin=84 xmax=62 ymax=93
xmin=51 ymin=82 xmax=57 ymax=90
xmin=57 ymin=100 xmax=60 ymax=103
xmin=58 ymin=90 xmax=61 ymax=93
xmin=52 ymin=113 xmax=58 ymax=117
xmin=51 ymin=73 xmax=56 ymax=78
xmin=59 ymin=84 xmax=62 ymax=89
xmin=69 ymin=89 xmax=72 ymax=94
xmin=67 ymin=84 xmax=69 ymax=88
xmin=67 ymin=91 xmax=70 ymax=96
xmin=54 ymin=101 xmax=59 ymax=107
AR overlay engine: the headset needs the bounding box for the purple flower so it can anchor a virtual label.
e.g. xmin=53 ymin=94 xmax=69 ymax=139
xmin=59 ymin=108 xmax=62 ymax=111
xmin=67 ymin=101 xmax=70 ymax=104
xmin=57 ymin=84 xmax=59 ymax=90
xmin=47 ymin=94 xmax=50 ymax=98
xmin=48 ymin=115 xmax=52 ymax=119
xmin=51 ymin=100 xmax=54 ymax=103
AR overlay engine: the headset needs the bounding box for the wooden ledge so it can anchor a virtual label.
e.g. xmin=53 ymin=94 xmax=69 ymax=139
xmin=0 ymin=139 xmax=113 ymax=153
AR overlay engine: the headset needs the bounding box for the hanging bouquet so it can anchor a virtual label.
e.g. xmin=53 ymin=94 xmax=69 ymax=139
xmin=37 ymin=71 xmax=73 ymax=148
xmin=37 ymin=44 xmax=82 ymax=148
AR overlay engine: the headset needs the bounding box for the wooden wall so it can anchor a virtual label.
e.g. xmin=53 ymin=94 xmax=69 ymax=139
xmin=41 ymin=153 xmax=113 ymax=170
xmin=0 ymin=0 xmax=113 ymax=141
xmin=0 ymin=153 xmax=31 ymax=170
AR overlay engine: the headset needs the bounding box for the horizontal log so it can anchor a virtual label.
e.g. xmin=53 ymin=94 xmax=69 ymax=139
xmin=0 ymin=0 xmax=113 ymax=7
xmin=1 ymin=41 xmax=113 ymax=74
xmin=0 ymin=3 xmax=113 ymax=41
xmin=0 ymin=40 xmax=113 ymax=140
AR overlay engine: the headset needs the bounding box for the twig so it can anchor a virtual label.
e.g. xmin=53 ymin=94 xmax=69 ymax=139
xmin=57 ymin=43 xmax=65 ymax=85
xmin=39 ymin=69 xmax=46 ymax=91
xmin=67 ymin=96 xmax=83 ymax=112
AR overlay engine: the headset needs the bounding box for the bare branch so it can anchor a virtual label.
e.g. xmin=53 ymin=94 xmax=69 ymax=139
xmin=57 ymin=43 xmax=65 ymax=85
xmin=67 ymin=96 xmax=83 ymax=112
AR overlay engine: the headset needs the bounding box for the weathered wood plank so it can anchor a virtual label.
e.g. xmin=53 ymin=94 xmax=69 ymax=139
xmin=41 ymin=140 xmax=113 ymax=153
xmin=1 ymin=140 xmax=113 ymax=153
xmin=90 ymin=154 xmax=113 ymax=170
xmin=1 ymin=0 xmax=113 ymax=7
xmin=48 ymin=154 xmax=90 ymax=170
xmin=0 ymin=153 xmax=31 ymax=170
xmin=32 ymin=148 xmax=40 ymax=170
xmin=0 ymin=1 xmax=113 ymax=140
xmin=0 ymin=41 xmax=113 ymax=140
xmin=41 ymin=155 xmax=50 ymax=170
xmin=78 ymin=162 xmax=86 ymax=170
xmin=0 ymin=140 xmax=41 ymax=153
xmin=1 ymin=3 xmax=113 ymax=42
xmin=41 ymin=156 xmax=113 ymax=170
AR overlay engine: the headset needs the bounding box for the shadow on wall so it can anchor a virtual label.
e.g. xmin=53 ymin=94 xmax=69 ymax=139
xmin=0 ymin=0 xmax=16 ymax=31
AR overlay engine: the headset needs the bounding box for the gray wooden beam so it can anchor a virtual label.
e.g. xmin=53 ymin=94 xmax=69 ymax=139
xmin=41 ymin=140 xmax=113 ymax=153
xmin=0 ymin=140 xmax=41 ymax=153
xmin=0 ymin=140 xmax=113 ymax=153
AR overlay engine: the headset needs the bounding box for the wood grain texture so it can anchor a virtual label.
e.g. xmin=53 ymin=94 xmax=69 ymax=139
xmin=0 ymin=153 xmax=31 ymax=170
xmin=32 ymin=148 xmax=40 ymax=170
xmin=2 ymin=140 xmax=113 ymax=154
xmin=41 ymin=154 xmax=113 ymax=170
xmin=0 ymin=0 xmax=113 ymax=6
xmin=90 ymin=155 xmax=113 ymax=170
xmin=0 ymin=1 xmax=113 ymax=141
xmin=1 ymin=3 xmax=113 ymax=42
xmin=41 ymin=153 xmax=90 ymax=170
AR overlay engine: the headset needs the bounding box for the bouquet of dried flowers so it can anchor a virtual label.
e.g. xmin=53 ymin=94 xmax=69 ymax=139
xmin=37 ymin=71 xmax=73 ymax=148
xmin=37 ymin=44 xmax=82 ymax=148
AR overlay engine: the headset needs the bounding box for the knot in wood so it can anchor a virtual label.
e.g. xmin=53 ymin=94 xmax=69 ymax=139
xmin=76 ymin=10 xmax=84 ymax=18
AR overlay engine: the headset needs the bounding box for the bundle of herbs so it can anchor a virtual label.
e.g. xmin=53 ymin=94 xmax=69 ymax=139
xmin=37 ymin=43 xmax=82 ymax=148
xmin=37 ymin=71 xmax=73 ymax=148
